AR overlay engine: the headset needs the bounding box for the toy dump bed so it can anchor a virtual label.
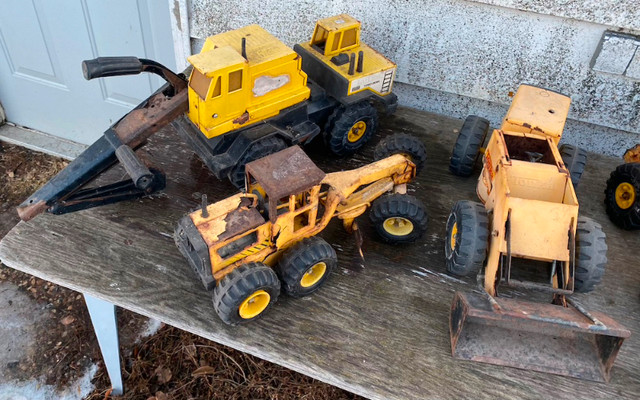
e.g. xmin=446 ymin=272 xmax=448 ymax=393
xmin=481 ymin=129 xmax=577 ymax=262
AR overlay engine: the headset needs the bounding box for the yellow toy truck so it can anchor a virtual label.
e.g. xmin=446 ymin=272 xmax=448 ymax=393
xmin=604 ymin=144 xmax=640 ymax=229
xmin=444 ymin=85 xmax=629 ymax=382
xmin=19 ymin=14 xmax=399 ymax=220
xmin=175 ymin=134 xmax=427 ymax=325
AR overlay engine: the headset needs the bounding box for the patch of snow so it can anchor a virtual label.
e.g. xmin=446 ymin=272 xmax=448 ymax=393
xmin=138 ymin=318 xmax=163 ymax=340
xmin=411 ymin=269 xmax=428 ymax=277
xmin=154 ymin=264 xmax=168 ymax=273
xmin=0 ymin=364 xmax=97 ymax=400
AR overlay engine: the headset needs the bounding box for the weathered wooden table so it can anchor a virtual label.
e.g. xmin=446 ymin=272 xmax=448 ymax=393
xmin=1 ymin=108 xmax=638 ymax=399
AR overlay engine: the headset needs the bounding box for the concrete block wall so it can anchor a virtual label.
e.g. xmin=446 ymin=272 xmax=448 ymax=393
xmin=188 ymin=0 xmax=640 ymax=156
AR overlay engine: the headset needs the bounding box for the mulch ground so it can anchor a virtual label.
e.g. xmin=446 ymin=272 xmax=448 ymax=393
xmin=0 ymin=142 xmax=363 ymax=400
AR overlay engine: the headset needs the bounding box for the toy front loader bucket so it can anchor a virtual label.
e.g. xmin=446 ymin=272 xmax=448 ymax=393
xmin=450 ymin=292 xmax=630 ymax=382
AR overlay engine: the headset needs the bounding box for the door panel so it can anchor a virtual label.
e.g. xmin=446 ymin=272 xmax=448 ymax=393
xmin=0 ymin=0 xmax=176 ymax=145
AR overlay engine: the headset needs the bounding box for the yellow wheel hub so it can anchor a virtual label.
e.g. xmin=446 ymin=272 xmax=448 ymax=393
xmin=347 ymin=121 xmax=367 ymax=143
xmin=383 ymin=217 xmax=414 ymax=236
xmin=615 ymin=182 xmax=636 ymax=210
xmin=450 ymin=222 xmax=458 ymax=250
xmin=300 ymin=262 xmax=327 ymax=288
xmin=238 ymin=290 xmax=270 ymax=319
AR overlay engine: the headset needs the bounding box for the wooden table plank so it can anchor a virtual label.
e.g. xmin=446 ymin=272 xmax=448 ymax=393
xmin=1 ymin=108 xmax=638 ymax=399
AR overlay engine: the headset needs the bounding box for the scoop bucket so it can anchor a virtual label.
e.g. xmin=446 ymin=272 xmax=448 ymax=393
xmin=450 ymin=291 xmax=630 ymax=382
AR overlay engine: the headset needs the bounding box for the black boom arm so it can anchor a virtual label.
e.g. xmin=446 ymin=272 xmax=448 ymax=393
xmin=17 ymin=57 xmax=189 ymax=221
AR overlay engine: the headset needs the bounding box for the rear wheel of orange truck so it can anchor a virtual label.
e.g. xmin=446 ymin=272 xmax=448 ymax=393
xmin=445 ymin=200 xmax=489 ymax=276
xmin=559 ymin=144 xmax=587 ymax=189
xmin=212 ymin=262 xmax=281 ymax=325
xmin=449 ymin=115 xmax=490 ymax=177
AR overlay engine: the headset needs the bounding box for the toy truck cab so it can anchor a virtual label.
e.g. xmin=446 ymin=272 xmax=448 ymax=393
xmin=175 ymin=146 xmax=328 ymax=290
xmin=187 ymin=25 xmax=311 ymax=138
xmin=294 ymin=14 xmax=397 ymax=108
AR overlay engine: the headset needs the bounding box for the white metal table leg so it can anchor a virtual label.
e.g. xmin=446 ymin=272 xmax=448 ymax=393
xmin=84 ymin=294 xmax=123 ymax=396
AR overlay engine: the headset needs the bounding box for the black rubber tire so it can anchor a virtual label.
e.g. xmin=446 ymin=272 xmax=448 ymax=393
xmin=228 ymin=136 xmax=287 ymax=188
xmin=449 ymin=115 xmax=490 ymax=177
xmin=325 ymin=102 xmax=378 ymax=156
xmin=276 ymin=237 xmax=337 ymax=298
xmin=574 ymin=216 xmax=607 ymax=293
xmin=445 ymin=200 xmax=489 ymax=277
xmin=604 ymin=163 xmax=640 ymax=230
xmin=369 ymin=193 xmax=428 ymax=244
xmin=559 ymin=144 xmax=588 ymax=188
xmin=373 ymin=133 xmax=427 ymax=174
xmin=212 ymin=262 xmax=281 ymax=326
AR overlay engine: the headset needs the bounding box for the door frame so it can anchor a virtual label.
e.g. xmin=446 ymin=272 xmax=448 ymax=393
xmin=169 ymin=0 xmax=191 ymax=72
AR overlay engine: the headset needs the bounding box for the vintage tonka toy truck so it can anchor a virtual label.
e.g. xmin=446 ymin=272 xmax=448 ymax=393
xmin=175 ymin=134 xmax=427 ymax=325
xmin=445 ymin=84 xmax=629 ymax=382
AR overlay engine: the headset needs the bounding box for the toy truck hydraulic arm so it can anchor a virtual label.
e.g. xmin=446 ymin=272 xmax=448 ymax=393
xmin=17 ymin=57 xmax=189 ymax=221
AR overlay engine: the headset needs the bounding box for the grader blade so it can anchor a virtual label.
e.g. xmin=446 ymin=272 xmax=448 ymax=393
xmin=450 ymin=291 xmax=630 ymax=382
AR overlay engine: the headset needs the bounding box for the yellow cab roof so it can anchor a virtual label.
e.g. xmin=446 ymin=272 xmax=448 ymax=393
xmin=188 ymin=24 xmax=294 ymax=75
xmin=188 ymin=46 xmax=246 ymax=76
xmin=504 ymin=85 xmax=571 ymax=137
xmin=316 ymin=14 xmax=360 ymax=31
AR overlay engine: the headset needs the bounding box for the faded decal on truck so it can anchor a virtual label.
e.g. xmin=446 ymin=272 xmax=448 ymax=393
xmin=253 ymin=75 xmax=290 ymax=97
xmin=349 ymin=67 xmax=395 ymax=95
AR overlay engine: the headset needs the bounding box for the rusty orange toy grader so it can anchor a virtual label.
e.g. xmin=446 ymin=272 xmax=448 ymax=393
xmin=175 ymin=134 xmax=427 ymax=325
xmin=445 ymin=85 xmax=629 ymax=382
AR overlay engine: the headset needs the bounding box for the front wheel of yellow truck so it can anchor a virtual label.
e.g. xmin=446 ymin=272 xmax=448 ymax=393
xmin=212 ymin=262 xmax=281 ymax=325
xmin=276 ymin=237 xmax=337 ymax=298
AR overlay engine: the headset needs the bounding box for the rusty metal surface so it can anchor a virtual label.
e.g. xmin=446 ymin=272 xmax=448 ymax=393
xmin=16 ymin=200 xmax=48 ymax=222
xmin=450 ymin=291 xmax=630 ymax=382
xmin=245 ymin=145 xmax=326 ymax=200
xmin=217 ymin=202 xmax=265 ymax=242
xmin=623 ymin=144 xmax=640 ymax=163
xmin=114 ymin=88 xmax=188 ymax=147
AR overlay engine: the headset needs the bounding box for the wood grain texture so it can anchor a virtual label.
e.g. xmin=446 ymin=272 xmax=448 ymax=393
xmin=1 ymin=108 xmax=638 ymax=399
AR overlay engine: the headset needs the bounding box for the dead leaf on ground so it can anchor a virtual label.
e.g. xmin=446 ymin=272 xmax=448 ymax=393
xmin=154 ymin=365 xmax=172 ymax=384
xmin=60 ymin=315 xmax=75 ymax=325
xmin=146 ymin=392 xmax=168 ymax=400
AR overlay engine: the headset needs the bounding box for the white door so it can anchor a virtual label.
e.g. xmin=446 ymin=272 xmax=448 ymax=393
xmin=0 ymin=0 xmax=177 ymax=145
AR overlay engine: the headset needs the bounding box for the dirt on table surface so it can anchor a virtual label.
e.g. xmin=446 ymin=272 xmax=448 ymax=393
xmin=0 ymin=142 xmax=363 ymax=400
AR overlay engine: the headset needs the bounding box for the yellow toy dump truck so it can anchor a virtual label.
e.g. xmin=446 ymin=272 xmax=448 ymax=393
xmin=444 ymin=85 xmax=629 ymax=382
xmin=18 ymin=14 xmax=398 ymax=220
xmin=604 ymin=144 xmax=640 ymax=229
xmin=175 ymin=134 xmax=427 ymax=325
